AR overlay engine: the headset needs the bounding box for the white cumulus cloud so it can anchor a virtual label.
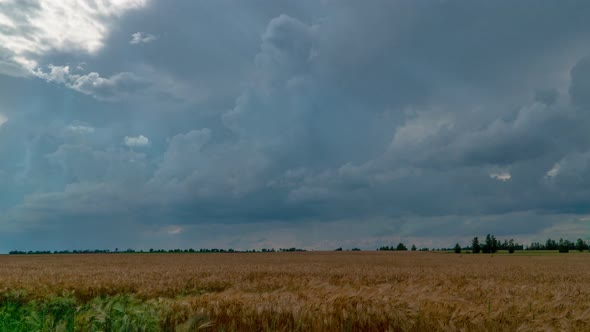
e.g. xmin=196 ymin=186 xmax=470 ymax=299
xmin=34 ymin=65 xmax=144 ymax=101
xmin=0 ymin=0 xmax=147 ymax=76
xmin=164 ymin=225 xmax=183 ymax=235
xmin=124 ymin=135 xmax=150 ymax=148
xmin=490 ymin=172 xmax=512 ymax=182
xmin=546 ymin=163 xmax=560 ymax=178
xmin=130 ymin=32 xmax=157 ymax=44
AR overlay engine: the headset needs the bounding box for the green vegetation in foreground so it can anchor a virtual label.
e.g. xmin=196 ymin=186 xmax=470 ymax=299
xmin=0 ymin=293 xmax=211 ymax=331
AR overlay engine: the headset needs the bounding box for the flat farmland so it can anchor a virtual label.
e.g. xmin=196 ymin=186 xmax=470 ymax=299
xmin=0 ymin=251 xmax=589 ymax=331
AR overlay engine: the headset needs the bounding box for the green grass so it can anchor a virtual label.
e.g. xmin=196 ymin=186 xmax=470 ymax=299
xmin=0 ymin=293 xmax=210 ymax=332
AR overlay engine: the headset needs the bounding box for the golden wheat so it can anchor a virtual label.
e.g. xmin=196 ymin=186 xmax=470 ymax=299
xmin=1 ymin=251 xmax=588 ymax=331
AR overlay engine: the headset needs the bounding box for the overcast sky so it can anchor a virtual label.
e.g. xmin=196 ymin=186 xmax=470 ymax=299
xmin=1 ymin=0 xmax=590 ymax=251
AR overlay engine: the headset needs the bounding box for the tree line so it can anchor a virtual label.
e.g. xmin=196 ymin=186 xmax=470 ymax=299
xmin=378 ymin=244 xmax=426 ymax=251
xmin=527 ymin=238 xmax=587 ymax=252
xmin=8 ymin=247 xmax=307 ymax=255
xmin=467 ymin=234 xmax=523 ymax=254
xmin=466 ymin=235 xmax=588 ymax=253
xmin=8 ymin=235 xmax=590 ymax=255
xmin=378 ymin=235 xmax=589 ymax=254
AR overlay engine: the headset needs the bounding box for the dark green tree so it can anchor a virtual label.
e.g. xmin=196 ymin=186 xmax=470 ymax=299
xmin=545 ymin=238 xmax=558 ymax=250
xmin=492 ymin=235 xmax=498 ymax=253
xmin=482 ymin=234 xmax=498 ymax=253
xmin=558 ymin=238 xmax=569 ymax=253
xmin=576 ymin=238 xmax=587 ymax=252
xmin=454 ymin=243 xmax=461 ymax=254
xmin=411 ymin=244 xmax=417 ymax=251
xmin=396 ymin=243 xmax=407 ymax=251
xmin=508 ymin=239 xmax=515 ymax=254
xmin=472 ymin=237 xmax=481 ymax=254
xmin=482 ymin=234 xmax=491 ymax=253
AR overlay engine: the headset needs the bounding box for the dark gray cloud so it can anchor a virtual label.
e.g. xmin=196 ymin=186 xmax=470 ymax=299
xmin=1 ymin=1 xmax=590 ymax=251
xmin=570 ymin=56 xmax=590 ymax=109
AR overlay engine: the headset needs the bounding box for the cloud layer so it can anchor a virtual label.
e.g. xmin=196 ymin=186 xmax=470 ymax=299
xmin=1 ymin=1 xmax=590 ymax=251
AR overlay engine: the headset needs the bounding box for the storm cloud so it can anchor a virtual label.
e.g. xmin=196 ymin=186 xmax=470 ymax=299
xmin=2 ymin=1 xmax=590 ymax=251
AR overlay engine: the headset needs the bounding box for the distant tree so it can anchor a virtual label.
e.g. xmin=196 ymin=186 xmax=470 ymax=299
xmin=472 ymin=237 xmax=481 ymax=254
xmin=482 ymin=234 xmax=498 ymax=253
xmin=492 ymin=235 xmax=498 ymax=253
xmin=558 ymin=238 xmax=569 ymax=253
xmin=396 ymin=243 xmax=408 ymax=251
xmin=453 ymin=243 xmax=461 ymax=254
xmin=482 ymin=235 xmax=491 ymax=253
xmin=500 ymin=239 xmax=508 ymax=250
xmin=576 ymin=238 xmax=587 ymax=252
xmin=335 ymin=247 xmax=343 ymax=251
xmin=545 ymin=238 xmax=558 ymax=250
xmin=411 ymin=244 xmax=417 ymax=251
xmin=508 ymin=239 xmax=515 ymax=254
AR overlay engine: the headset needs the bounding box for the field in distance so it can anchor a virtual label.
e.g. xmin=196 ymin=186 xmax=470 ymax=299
xmin=0 ymin=251 xmax=589 ymax=331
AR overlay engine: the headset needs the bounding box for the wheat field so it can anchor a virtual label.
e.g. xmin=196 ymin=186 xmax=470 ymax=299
xmin=0 ymin=251 xmax=589 ymax=331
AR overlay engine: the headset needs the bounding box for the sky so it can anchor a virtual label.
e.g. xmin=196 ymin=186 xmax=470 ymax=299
xmin=1 ymin=0 xmax=590 ymax=252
